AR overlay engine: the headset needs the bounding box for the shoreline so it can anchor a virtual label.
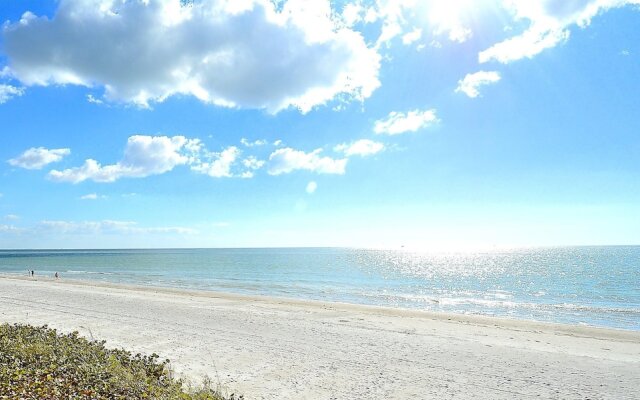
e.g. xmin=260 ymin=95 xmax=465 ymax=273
xmin=1 ymin=273 xmax=638 ymax=338
xmin=1 ymin=275 xmax=639 ymax=399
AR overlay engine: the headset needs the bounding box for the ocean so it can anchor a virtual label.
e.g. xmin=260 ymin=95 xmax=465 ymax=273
xmin=1 ymin=246 xmax=638 ymax=330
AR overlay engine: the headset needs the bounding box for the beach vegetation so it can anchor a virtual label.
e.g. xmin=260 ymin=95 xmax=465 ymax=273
xmin=0 ymin=323 xmax=236 ymax=400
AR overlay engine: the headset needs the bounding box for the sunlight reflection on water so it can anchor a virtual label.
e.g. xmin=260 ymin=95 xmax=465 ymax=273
xmin=1 ymin=246 xmax=638 ymax=330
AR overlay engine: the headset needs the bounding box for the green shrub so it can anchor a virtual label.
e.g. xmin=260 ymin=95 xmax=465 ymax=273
xmin=0 ymin=324 xmax=235 ymax=400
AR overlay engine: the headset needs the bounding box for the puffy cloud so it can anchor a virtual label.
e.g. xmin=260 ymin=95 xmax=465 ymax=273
xmin=37 ymin=220 xmax=196 ymax=235
xmin=242 ymin=156 xmax=265 ymax=170
xmin=8 ymin=147 xmax=70 ymax=170
xmin=43 ymin=134 xmax=270 ymax=182
xmin=306 ymin=181 xmax=318 ymax=194
xmin=334 ymin=139 xmax=384 ymax=157
xmin=48 ymin=135 xmax=194 ymax=183
xmin=239 ymin=155 xmax=266 ymax=177
xmin=268 ymin=147 xmax=347 ymax=175
xmin=374 ymin=109 xmax=438 ymax=135
xmin=30 ymin=133 xmax=385 ymax=183
xmin=0 ymin=84 xmax=25 ymax=104
xmin=49 ymin=159 xmax=118 ymax=183
xmin=455 ymin=71 xmax=501 ymax=98
xmin=122 ymin=135 xmax=197 ymax=174
xmin=479 ymin=0 xmax=640 ymax=64
xmin=191 ymin=146 xmax=241 ymax=178
xmin=4 ymin=214 xmax=20 ymax=220
xmin=2 ymin=0 xmax=381 ymax=112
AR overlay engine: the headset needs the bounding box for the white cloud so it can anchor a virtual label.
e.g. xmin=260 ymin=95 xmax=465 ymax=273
xmin=240 ymin=138 xmax=268 ymax=147
xmin=402 ymin=28 xmax=422 ymax=45
xmin=80 ymin=193 xmax=105 ymax=200
xmin=87 ymin=94 xmax=104 ymax=104
xmin=191 ymin=146 xmax=241 ymax=178
xmin=242 ymin=156 xmax=264 ymax=168
xmin=306 ymin=181 xmax=318 ymax=194
xmin=37 ymin=220 xmax=196 ymax=235
xmin=374 ymin=109 xmax=438 ymax=135
xmin=0 ymin=224 xmax=24 ymax=234
xmin=455 ymin=71 xmax=501 ymax=98
xmin=236 ymin=155 xmax=265 ymax=178
xmin=479 ymin=27 xmax=569 ymax=64
xmin=427 ymin=0 xmax=474 ymax=43
xmin=334 ymin=139 xmax=384 ymax=157
xmin=49 ymin=135 xmax=195 ymax=183
xmin=373 ymin=0 xmax=416 ymax=47
xmin=8 ymin=147 xmax=70 ymax=170
xmin=0 ymin=84 xmax=25 ymax=104
xmin=3 ymin=0 xmax=381 ymax=112
xmin=341 ymin=2 xmax=363 ymax=26
xmin=242 ymin=156 xmax=265 ymax=170
xmin=4 ymin=214 xmax=19 ymax=220
xmin=45 ymin=133 xmax=319 ymax=182
xmin=371 ymin=0 xmax=477 ymax=48
xmin=479 ymin=0 xmax=640 ymax=64
xmin=268 ymin=147 xmax=347 ymax=175
xmin=444 ymin=26 xmax=473 ymax=43
xmin=361 ymin=0 xmax=639 ymax=63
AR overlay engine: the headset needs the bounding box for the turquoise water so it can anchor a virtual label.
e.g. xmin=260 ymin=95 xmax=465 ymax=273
xmin=1 ymin=246 xmax=638 ymax=330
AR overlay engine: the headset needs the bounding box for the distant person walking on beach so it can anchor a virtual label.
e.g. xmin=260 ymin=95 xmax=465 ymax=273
xmin=54 ymin=272 xmax=59 ymax=279
xmin=31 ymin=270 xmax=34 ymax=277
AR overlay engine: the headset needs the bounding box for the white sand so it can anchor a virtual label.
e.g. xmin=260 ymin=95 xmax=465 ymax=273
xmin=1 ymin=276 xmax=639 ymax=399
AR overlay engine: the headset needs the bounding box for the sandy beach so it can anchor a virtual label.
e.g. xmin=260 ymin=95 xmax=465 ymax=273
xmin=1 ymin=276 xmax=639 ymax=399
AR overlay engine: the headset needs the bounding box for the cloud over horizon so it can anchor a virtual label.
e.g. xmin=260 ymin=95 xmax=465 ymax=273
xmin=37 ymin=219 xmax=197 ymax=235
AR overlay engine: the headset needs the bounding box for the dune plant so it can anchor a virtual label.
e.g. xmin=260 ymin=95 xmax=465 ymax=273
xmin=0 ymin=323 xmax=236 ymax=400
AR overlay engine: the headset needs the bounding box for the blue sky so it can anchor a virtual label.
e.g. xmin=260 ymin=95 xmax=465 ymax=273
xmin=0 ymin=0 xmax=639 ymax=249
